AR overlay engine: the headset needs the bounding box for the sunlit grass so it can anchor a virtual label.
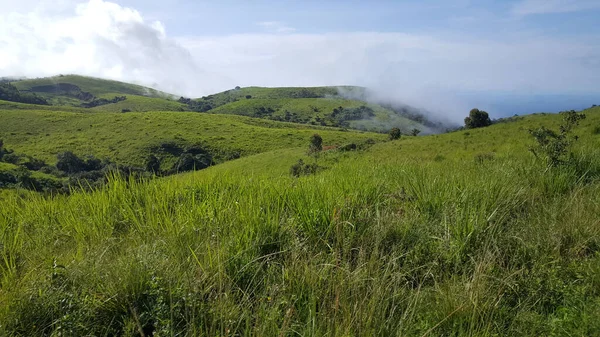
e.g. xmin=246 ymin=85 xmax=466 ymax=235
xmin=0 ymin=107 xmax=599 ymax=335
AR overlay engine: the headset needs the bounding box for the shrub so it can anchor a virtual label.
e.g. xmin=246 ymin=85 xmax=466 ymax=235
xmin=338 ymin=143 xmax=357 ymax=152
xmin=145 ymin=154 xmax=161 ymax=173
xmin=389 ymin=128 xmax=402 ymax=140
xmin=528 ymin=110 xmax=586 ymax=167
xmin=3 ymin=153 xmax=21 ymax=164
xmin=56 ymin=151 xmax=86 ymax=173
xmin=289 ymin=159 xmax=319 ymax=177
xmin=22 ymin=156 xmax=47 ymax=171
xmin=464 ymin=108 xmax=492 ymax=129
xmin=245 ymin=95 xmax=252 ymax=99
xmin=592 ymin=125 xmax=600 ymax=135
xmin=411 ymin=129 xmax=421 ymax=136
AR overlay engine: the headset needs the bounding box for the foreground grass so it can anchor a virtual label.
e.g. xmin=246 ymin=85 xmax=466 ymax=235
xmin=0 ymin=108 xmax=599 ymax=335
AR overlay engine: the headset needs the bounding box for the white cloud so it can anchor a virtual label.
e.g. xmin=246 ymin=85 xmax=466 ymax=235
xmin=512 ymin=0 xmax=600 ymax=16
xmin=256 ymin=21 xmax=296 ymax=34
xmin=0 ymin=0 xmax=599 ymax=122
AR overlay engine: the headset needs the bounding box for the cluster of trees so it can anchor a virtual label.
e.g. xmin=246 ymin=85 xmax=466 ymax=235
xmin=30 ymin=83 xmax=95 ymax=101
xmin=145 ymin=142 xmax=214 ymax=175
xmin=0 ymin=83 xmax=49 ymax=105
xmin=178 ymin=97 xmax=213 ymax=112
xmin=81 ymin=96 xmax=127 ymax=108
xmin=0 ymin=139 xmax=218 ymax=193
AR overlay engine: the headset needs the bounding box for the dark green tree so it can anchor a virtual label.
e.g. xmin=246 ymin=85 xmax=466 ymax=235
xmin=308 ymin=134 xmax=323 ymax=155
xmin=56 ymin=151 xmax=86 ymax=174
xmin=145 ymin=154 xmax=161 ymax=174
xmin=411 ymin=128 xmax=421 ymax=136
xmin=464 ymin=108 xmax=492 ymax=129
xmin=389 ymin=128 xmax=402 ymax=140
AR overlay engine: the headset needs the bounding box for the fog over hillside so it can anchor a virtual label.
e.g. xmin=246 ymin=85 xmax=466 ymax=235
xmin=1 ymin=0 xmax=599 ymax=122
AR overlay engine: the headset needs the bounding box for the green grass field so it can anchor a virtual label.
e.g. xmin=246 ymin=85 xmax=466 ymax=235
xmin=1 ymin=105 xmax=599 ymax=335
xmin=92 ymin=94 xmax=187 ymax=112
xmin=0 ymin=109 xmax=386 ymax=168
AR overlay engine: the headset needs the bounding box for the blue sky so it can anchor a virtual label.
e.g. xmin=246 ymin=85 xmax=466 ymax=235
xmin=0 ymin=0 xmax=599 ymax=119
xmin=119 ymin=0 xmax=600 ymax=37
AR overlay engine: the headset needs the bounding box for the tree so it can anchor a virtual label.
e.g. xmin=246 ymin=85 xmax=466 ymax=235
xmin=411 ymin=128 xmax=421 ymax=136
xmin=389 ymin=128 xmax=402 ymax=140
xmin=308 ymin=134 xmax=323 ymax=155
xmin=464 ymin=108 xmax=492 ymax=129
xmin=56 ymin=151 xmax=86 ymax=174
xmin=145 ymin=154 xmax=161 ymax=174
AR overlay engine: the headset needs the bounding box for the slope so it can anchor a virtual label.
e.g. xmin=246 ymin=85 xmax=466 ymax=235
xmin=0 ymin=109 xmax=386 ymax=168
xmin=1 ymin=108 xmax=599 ymax=335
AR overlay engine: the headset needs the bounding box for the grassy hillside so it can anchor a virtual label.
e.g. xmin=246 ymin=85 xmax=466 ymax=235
xmin=209 ymin=97 xmax=428 ymax=133
xmin=7 ymin=76 xmax=440 ymax=133
xmin=1 ymin=107 xmax=599 ymax=335
xmin=92 ymin=94 xmax=187 ymax=112
xmin=0 ymin=109 xmax=386 ymax=168
xmin=13 ymin=74 xmax=170 ymax=98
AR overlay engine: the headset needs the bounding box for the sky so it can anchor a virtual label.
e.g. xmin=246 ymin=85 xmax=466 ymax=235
xmin=0 ymin=0 xmax=599 ymax=120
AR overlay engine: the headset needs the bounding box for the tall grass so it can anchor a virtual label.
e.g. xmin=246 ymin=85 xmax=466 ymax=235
xmin=1 ymin=143 xmax=599 ymax=335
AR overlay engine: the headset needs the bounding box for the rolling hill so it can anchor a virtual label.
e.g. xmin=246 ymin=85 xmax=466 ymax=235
xmin=4 ymin=75 xmax=442 ymax=133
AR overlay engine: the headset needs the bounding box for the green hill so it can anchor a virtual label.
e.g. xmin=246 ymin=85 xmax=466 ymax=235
xmin=0 ymin=109 xmax=386 ymax=169
xmin=13 ymin=74 xmax=170 ymax=98
xmin=6 ymin=76 xmax=441 ymax=133
xmin=0 ymin=106 xmax=599 ymax=335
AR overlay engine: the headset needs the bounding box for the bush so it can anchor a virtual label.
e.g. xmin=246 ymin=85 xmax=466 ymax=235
xmin=145 ymin=154 xmax=161 ymax=174
xmin=528 ymin=110 xmax=586 ymax=167
xmin=289 ymin=159 xmax=319 ymax=177
xmin=3 ymin=153 xmax=21 ymax=164
xmin=411 ymin=129 xmax=421 ymax=136
xmin=464 ymin=108 xmax=492 ymax=129
xmin=338 ymin=143 xmax=357 ymax=152
xmin=22 ymin=156 xmax=47 ymax=171
xmin=245 ymin=95 xmax=252 ymax=99
xmin=389 ymin=128 xmax=402 ymax=140
xmin=56 ymin=152 xmax=87 ymax=173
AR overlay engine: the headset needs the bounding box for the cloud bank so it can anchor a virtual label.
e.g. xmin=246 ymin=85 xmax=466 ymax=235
xmin=1 ymin=0 xmax=599 ymax=121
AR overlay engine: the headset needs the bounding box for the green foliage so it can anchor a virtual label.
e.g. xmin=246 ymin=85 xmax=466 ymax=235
xmin=465 ymin=108 xmax=492 ymax=129
xmin=389 ymin=127 xmax=402 ymax=140
xmin=289 ymin=159 xmax=319 ymax=177
xmin=0 ymin=82 xmax=49 ymax=105
xmin=145 ymin=154 xmax=161 ymax=174
xmin=528 ymin=110 xmax=586 ymax=167
xmin=308 ymin=134 xmax=323 ymax=155
xmin=411 ymin=128 xmax=421 ymax=136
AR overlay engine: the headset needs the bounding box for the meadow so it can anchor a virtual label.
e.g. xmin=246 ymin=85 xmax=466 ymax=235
xmin=0 ymin=106 xmax=599 ymax=335
xmin=0 ymin=109 xmax=385 ymax=167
